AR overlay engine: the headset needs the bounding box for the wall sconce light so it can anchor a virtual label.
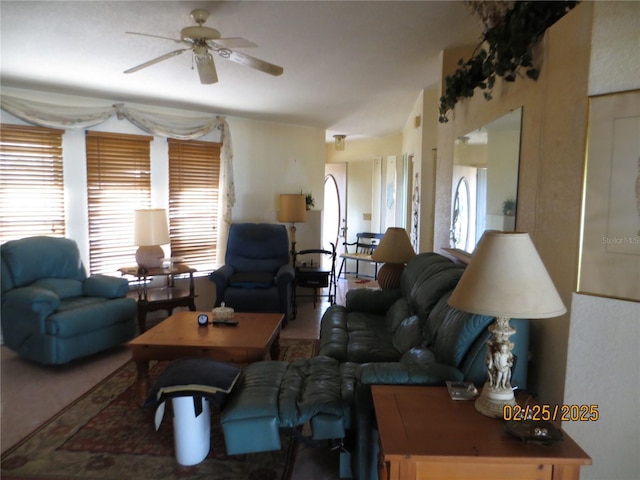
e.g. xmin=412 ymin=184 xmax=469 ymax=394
xmin=333 ymin=134 xmax=346 ymax=151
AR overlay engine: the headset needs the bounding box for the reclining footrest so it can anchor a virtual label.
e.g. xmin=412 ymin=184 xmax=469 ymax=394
xmin=220 ymin=356 xmax=349 ymax=455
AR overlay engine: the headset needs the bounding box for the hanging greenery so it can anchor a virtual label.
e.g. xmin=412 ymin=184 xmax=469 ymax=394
xmin=438 ymin=1 xmax=579 ymax=123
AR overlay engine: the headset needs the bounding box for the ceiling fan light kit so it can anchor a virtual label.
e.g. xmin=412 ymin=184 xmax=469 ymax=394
xmin=195 ymin=54 xmax=218 ymax=85
xmin=124 ymin=9 xmax=283 ymax=84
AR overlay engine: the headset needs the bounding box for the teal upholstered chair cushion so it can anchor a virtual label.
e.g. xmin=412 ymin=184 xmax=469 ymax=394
xmin=83 ymin=274 xmax=129 ymax=298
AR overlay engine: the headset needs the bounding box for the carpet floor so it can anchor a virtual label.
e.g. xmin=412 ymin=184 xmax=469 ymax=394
xmin=1 ymin=338 xmax=316 ymax=480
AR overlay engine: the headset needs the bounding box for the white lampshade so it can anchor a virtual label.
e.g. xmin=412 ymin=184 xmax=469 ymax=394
xmin=448 ymin=230 xmax=565 ymax=418
xmin=448 ymin=231 xmax=566 ymax=318
xmin=134 ymin=208 xmax=169 ymax=269
xmin=134 ymin=209 xmax=170 ymax=246
xmin=277 ymin=194 xmax=307 ymax=223
xmin=371 ymin=227 xmax=415 ymax=264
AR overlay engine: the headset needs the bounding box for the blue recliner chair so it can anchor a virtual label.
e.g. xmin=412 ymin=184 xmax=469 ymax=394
xmin=209 ymin=223 xmax=294 ymax=326
xmin=1 ymin=236 xmax=137 ymax=365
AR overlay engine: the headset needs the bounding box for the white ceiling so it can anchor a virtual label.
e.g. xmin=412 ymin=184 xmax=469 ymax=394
xmin=0 ymin=1 xmax=482 ymax=140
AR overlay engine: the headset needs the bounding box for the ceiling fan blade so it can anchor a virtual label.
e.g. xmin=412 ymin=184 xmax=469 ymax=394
xmin=126 ymin=31 xmax=184 ymax=44
xmin=124 ymin=48 xmax=190 ymax=74
xmin=223 ymin=50 xmax=284 ymax=76
xmin=210 ymin=37 xmax=257 ymax=49
xmin=195 ymin=53 xmax=218 ymax=84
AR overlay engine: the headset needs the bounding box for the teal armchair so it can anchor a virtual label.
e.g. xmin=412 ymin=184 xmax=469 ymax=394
xmin=1 ymin=236 xmax=137 ymax=365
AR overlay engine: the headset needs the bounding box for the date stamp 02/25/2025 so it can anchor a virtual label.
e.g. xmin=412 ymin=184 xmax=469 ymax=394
xmin=503 ymin=404 xmax=599 ymax=422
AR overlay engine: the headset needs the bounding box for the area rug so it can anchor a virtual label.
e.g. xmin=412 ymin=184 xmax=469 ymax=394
xmin=1 ymin=338 xmax=317 ymax=480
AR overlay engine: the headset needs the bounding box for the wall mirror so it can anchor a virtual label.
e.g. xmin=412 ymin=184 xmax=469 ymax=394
xmin=450 ymin=107 xmax=522 ymax=254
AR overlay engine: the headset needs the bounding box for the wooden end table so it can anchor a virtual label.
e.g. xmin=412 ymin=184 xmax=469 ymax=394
xmin=128 ymin=311 xmax=283 ymax=405
xmin=372 ymin=385 xmax=591 ymax=480
xmin=119 ymin=264 xmax=197 ymax=333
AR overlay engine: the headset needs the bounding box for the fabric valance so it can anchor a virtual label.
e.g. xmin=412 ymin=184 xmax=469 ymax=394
xmin=0 ymin=94 xmax=235 ymax=224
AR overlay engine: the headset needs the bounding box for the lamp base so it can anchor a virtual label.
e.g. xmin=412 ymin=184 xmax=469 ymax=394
xmin=136 ymin=245 xmax=164 ymax=269
xmin=289 ymin=224 xmax=297 ymax=262
xmin=476 ymin=315 xmax=517 ymax=418
xmin=377 ymin=263 xmax=404 ymax=289
xmin=475 ymin=384 xmax=516 ymax=418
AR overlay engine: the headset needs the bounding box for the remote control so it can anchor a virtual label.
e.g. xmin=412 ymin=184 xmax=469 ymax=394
xmin=212 ymin=319 xmax=239 ymax=326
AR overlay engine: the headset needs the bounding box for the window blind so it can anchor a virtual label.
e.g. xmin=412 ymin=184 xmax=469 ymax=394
xmin=168 ymin=138 xmax=221 ymax=272
xmin=86 ymin=131 xmax=152 ymax=275
xmin=0 ymin=124 xmax=65 ymax=243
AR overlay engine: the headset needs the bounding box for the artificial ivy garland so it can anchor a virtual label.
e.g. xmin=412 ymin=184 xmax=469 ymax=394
xmin=438 ymin=1 xmax=579 ymax=123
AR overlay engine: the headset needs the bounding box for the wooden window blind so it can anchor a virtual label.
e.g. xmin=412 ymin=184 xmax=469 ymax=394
xmin=86 ymin=131 xmax=152 ymax=275
xmin=168 ymin=138 xmax=221 ymax=271
xmin=0 ymin=124 xmax=65 ymax=243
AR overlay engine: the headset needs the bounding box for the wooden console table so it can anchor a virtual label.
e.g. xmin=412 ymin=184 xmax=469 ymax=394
xmin=372 ymin=385 xmax=591 ymax=480
xmin=119 ymin=264 xmax=197 ymax=333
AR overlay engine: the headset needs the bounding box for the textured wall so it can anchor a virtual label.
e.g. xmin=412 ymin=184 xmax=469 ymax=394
xmin=564 ymin=2 xmax=640 ymax=479
xmin=565 ymin=294 xmax=640 ymax=480
xmin=436 ymin=2 xmax=594 ymax=405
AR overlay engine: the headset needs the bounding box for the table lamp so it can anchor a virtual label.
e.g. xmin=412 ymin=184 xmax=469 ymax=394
xmin=448 ymin=231 xmax=566 ymax=418
xmin=278 ymin=194 xmax=306 ymax=258
xmin=371 ymin=227 xmax=416 ymax=289
xmin=134 ymin=208 xmax=170 ymax=269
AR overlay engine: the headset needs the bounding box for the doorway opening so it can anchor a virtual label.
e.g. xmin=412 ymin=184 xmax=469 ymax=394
xmin=322 ymin=173 xmax=341 ymax=253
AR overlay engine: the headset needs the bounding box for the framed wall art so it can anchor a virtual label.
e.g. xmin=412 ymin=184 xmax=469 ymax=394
xmin=578 ymin=89 xmax=640 ymax=301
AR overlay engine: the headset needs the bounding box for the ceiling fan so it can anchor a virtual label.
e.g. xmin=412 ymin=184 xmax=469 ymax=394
xmin=124 ymin=9 xmax=284 ymax=84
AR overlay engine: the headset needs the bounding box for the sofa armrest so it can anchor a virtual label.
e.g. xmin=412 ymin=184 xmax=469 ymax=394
xmin=1 ymin=287 xmax=60 ymax=334
xmin=275 ymin=263 xmax=294 ymax=288
xmin=2 ymin=286 xmax=60 ymax=316
xmin=209 ymin=264 xmax=234 ymax=284
xmin=358 ymin=362 xmax=464 ymax=385
xmin=345 ymin=288 xmax=401 ymax=313
xmin=83 ymin=274 xmax=129 ymax=298
xmin=209 ymin=265 xmax=234 ymax=306
xmin=318 ymin=305 xmax=350 ymax=361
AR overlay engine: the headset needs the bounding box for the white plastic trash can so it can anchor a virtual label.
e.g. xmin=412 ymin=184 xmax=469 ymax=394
xmin=172 ymin=396 xmax=211 ymax=466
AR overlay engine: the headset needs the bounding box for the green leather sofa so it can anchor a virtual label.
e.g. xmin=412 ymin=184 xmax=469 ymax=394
xmin=1 ymin=236 xmax=137 ymax=365
xmin=318 ymin=252 xmax=529 ymax=479
xmin=219 ymin=252 xmax=529 ymax=479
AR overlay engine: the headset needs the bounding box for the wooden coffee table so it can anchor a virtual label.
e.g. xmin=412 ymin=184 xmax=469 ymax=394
xmin=128 ymin=311 xmax=283 ymax=404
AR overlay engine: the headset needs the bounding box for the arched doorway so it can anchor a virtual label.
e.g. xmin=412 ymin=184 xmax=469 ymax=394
xmin=322 ymin=173 xmax=341 ymax=253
